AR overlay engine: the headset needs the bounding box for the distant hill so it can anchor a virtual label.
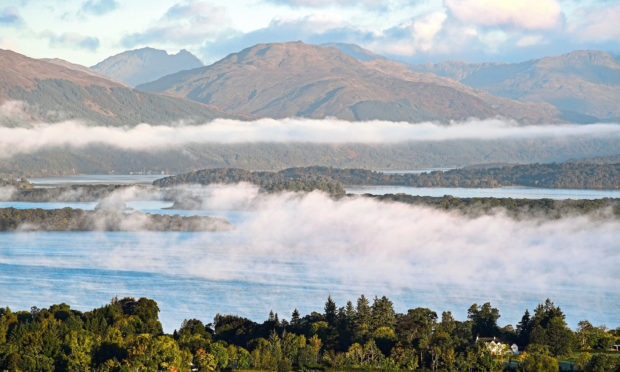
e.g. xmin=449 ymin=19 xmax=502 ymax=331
xmin=3 ymin=136 xmax=619 ymax=177
xmin=91 ymin=47 xmax=203 ymax=87
xmin=0 ymin=49 xmax=240 ymax=126
xmin=410 ymin=50 xmax=620 ymax=122
xmin=137 ymin=41 xmax=561 ymax=123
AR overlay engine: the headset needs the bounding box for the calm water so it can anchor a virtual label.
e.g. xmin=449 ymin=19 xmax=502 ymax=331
xmin=378 ymin=168 xmax=454 ymax=174
xmin=1 ymin=178 xmax=618 ymax=332
xmin=345 ymin=186 xmax=620 ymax=199
xmin=29 ymin=174 xmax=169 ymax=187
xmin=0 ymin=231 xmax=617 ymax=332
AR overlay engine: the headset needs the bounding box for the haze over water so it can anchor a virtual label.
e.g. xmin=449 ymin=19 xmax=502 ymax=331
xmin=1 ymin=183 xmax=618 ymax=331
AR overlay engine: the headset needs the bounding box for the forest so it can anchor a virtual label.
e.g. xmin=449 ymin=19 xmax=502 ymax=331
xmin=0 ymin=207 xmax=231 ymax=232
xmin=362 ymin=194 xmax=620 ymax=219
xmin=0 ymin=296 xmax=618 ymax=371
xmin=153 ymin=168 xmax=346 ymax=195
xmin=154 ymin=163 xmax=620 ymax=191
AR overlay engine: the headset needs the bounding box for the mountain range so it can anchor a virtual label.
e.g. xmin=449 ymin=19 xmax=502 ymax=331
xmin=0 ymin=49 xmax=238 ymax=127
xmin=3 ymin=42 xmax=619 ymax=125
xmin=408 ymin=50 xmax=620 ymax=122
xmin=136 ymin=41 xmax=560 ymax=123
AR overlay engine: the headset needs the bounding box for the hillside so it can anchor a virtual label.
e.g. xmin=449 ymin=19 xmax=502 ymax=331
xmin=41 ymin=58 xmax=128 ymax=86
xmin=0 ymin=49 xmax=240 ymax=126
xmin=411 ymin=50 xmax=620 ymax=122
xmin=2 ymin=136 xmax=619 ymax=177
xmin=137 ymin=41 xmax=561 ymax=123
xmin=91 ymin=47 xmax=203 ymax=86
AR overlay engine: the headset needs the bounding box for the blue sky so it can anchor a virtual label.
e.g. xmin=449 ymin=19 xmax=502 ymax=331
xmin=1 ymin=0 xmax=619 ymax=66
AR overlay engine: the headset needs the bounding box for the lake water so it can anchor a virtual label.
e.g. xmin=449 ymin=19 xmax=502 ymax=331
xmin=345 ymin=186 xmax=620 ymax=199
xmin=378 ymin=168 xmax=454 ymax=174
xmin=1 ymin=229 xmax=618 ymax=333
xmin=1 ymin=180 xmax=618 ymax=332
xmin=29 ymin=174 xmax=169 ymax=187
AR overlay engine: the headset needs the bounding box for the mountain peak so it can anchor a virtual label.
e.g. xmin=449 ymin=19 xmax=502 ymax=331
xmin=91 ymin=47 xmax=203 ymax=86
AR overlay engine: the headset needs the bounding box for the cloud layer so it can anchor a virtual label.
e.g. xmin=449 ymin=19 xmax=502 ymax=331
xmin=0 ymin=114 xmax=619 ymax=157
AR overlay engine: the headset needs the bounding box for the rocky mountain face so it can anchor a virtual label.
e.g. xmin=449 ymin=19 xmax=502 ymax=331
xmin=410 ymin=50 xmax=620 ymax=122
xmin=91 ymin=47 xmax=203 ymax=87
xmin=0 ymin=49 xmax=240 ymax=126
xmin=137 ymin=41 xmax=561 ymax=123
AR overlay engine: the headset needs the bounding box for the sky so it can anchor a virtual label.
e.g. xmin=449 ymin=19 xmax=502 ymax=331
xmin=1 ymin=0 xmax=619 ymax=66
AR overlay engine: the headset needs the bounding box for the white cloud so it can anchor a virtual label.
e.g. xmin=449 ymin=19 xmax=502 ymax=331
xmin=377 ymin=11 xmax=448 ymax=56
xmin=516 ymin=34 xmax=545 ymax=47
xmin=0 ymin=38 xmax=20 ymax=52
xmin=269 ymin=0 xmax=385 ymax=7
xmin=568 ymin=4 xmax=620 ymax=42
xmin=122 ymin=1 xmax=231 ymax=47
xmin=445 ymin=0 xmax=563 ymax=30
xmin=0 ymin=113 xmax=619 ymax=157
xmin=41 ymin=31 xmax=100 ymax=51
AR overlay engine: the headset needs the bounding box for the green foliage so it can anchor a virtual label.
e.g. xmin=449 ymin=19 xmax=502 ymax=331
xmin=1 ymin=296 xmax=616 ymax=371
xmin=520 ymin=351 xmax=559 ymax=372
xmin=0 ymin=207 xmax=231 ymax=232
xmin=155 ymin=163 xmax=620 ymax=194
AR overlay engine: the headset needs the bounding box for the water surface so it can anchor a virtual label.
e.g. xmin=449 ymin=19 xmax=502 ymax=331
xmin=345 ymin=186 xmax=620 ymax=200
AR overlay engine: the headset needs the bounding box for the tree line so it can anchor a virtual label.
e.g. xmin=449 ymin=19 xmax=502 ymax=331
xmin=1 ymin=296 xmax=618 ymax=371
xmin=153 ymin=163 xmax=620 ymax=191
xmin=153 ymin=168 xmax=346 ymax=195
xmin=364 ymin=194 xmax=620 ymax=219
xmin=0 ymin=207 xmax=231 ymax=232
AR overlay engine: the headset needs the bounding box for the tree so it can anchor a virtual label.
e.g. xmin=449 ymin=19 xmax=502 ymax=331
xmin=290 ymin=309 xmax=300 ymax=327
xmin=520 ymin=351 xmax=559 ymax=372
xmin=353 ymin=295 xmax=371 ymax=343
xmin=529 ymin=299 xmax=574 ymax=357
xmin=468 ymin=302 xmax=500 ymax=338
xmin=324 ymin=296 xmax=337 ymax=325
xmin=371 ymin=296 xmax=396 ymax=330
xmin=516 ymin=309 xmax=532 ymax=347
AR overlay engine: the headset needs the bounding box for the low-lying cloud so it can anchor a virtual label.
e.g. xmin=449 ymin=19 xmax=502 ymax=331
xmin=0 ymin=114 xmax=619 ymax=158
xmin=2 ymin=184 xmax=618 ymax=328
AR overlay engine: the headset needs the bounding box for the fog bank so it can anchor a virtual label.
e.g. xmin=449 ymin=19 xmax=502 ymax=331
xmin=2 ymin=184 xmax=618 ymax=328
xmin=0 ymin=116 xmax=619 ymax=157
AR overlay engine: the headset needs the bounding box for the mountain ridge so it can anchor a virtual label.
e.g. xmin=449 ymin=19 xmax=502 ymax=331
xmin=137 ymin=41 xmax=561 ymax=123
xmin=0 ymin=49 xmax=242 ymax=126
xmin=409 ymin=50 xmax=620 ymax=121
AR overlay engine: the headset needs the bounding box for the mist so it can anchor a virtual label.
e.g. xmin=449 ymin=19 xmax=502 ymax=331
xmin=0 ymin=115 xmax=619 ymax=157
xmin=2 ymin=184 xmax=618 ymax=329
xmin=0 ymin=186 xmax=16 ymax=201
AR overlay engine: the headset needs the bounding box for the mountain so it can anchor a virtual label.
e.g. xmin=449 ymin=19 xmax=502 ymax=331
xmin=411 ymin=50 xmax=620 ymax=122
xmin=136 ymin=41 xmax=561 ymax=123
xmin=321 ymin=42 xmax=386 ymax=61
xmin=91 ymin=47 xmax=203 ymax=87
xmin=41 ymin=58 xmax=128 ymax=86
xmin=0 ymin=49 xmax=240 ymax=126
